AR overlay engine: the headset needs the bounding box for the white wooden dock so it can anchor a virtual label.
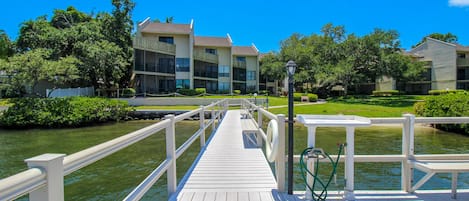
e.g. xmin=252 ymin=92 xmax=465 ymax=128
xmin=177 ymin=110 xmax=278 ymax=201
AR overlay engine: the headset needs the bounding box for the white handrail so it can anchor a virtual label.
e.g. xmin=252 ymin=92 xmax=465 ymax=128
xmin=0 ymin=99 xmax=228 ymax=201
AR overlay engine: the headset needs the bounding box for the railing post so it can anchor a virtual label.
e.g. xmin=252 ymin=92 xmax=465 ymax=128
xmin=165 ymin=115 xmax=177 ymax=195
xmin=25 ymin=154 xmax=66 ymax=201
xmin=199 ymin=106 xmax=206 ymax=147
xmin=402 ymin=114 xmax=415 ymax=192
xmin=276 ymin=114 xmax=286 ymax=192
xmin=212 ymin=108 xmax=216 ymax=130
xmin=257 ymin=107 xmax=263 ymax=147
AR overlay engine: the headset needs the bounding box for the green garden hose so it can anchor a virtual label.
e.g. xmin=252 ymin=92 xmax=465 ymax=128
xmin=299 ymin=144 xmax=345 ymax=201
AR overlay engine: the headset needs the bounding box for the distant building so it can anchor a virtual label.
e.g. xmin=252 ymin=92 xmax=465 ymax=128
xmin=376 ymin=37 xmax=469 ymax=94
xmin=133 ymin=18 xmax=259 ymax=95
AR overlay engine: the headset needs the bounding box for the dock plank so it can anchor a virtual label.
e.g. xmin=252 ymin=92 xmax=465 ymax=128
xmin=176 ymin=110 xmax=277 ymax=201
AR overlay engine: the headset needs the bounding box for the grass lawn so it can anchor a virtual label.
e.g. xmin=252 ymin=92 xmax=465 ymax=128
xmin=268 ymin=102 xmax=415 ymax=117
xmin=136 ymin=105 xmax=200 ymax=110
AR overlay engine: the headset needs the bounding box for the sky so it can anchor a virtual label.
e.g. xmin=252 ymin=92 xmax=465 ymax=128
xmin=1 ymin=0 xmax=469 ymax=53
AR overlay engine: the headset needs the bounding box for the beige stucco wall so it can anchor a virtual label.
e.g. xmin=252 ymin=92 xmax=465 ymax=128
xmin=375 ymin=76 xmax=395 ymax=91
xmin=217 ymin=47 xmax=231 ymax=66
xmin=174 ymin=35 xmax=190 ymax=58
xmin=246 ymin=56 xmax=258 ymax=90
xmin=424 ymin=39 xmax=457 ymax=90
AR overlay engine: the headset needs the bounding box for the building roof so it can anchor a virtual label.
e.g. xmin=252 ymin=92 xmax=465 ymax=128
xmin=455 ymin=44 xmax=469 ymax=52
xmin=194 ymin=36 xmax=231 ymax=47
xmin=232 ymin=46 xmax=258 ymax=56
xmin=141 ymin=22 xmax=192 ymax=35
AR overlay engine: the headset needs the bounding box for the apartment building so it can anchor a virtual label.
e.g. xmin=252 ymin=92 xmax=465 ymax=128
xmin=133 ymin=18 xmax=259 ymax=95
xmin=376 ymin=37 xmax=469 ymax=94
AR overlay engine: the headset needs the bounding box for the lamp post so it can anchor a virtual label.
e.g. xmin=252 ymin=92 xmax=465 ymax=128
xmin=286 ymin=60 xmax=296 ymax=194
xmin=254 ymin=93 xmax=257 ymax=105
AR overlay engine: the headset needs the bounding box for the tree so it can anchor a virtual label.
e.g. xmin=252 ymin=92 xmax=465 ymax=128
xmin=0 ymin=30 xmax=14 ymax=59
xmin=51 ymin=6 xmax=92 ymax=29
xmin=74 ymin=40 xmax=126 ymax=91
xmin=259 ymin=52 xmax=285 ymax=81
xmin=0 ymin=49 xmax=79 ymax=96
xmin=413 ymin=32 xmax=458 ymax=48
xmin=100 ymin=0 xmax=135 ymax=88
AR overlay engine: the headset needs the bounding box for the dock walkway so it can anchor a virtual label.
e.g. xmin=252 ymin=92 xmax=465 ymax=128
xmin=177 ymin=110 xmax=277 ymax=201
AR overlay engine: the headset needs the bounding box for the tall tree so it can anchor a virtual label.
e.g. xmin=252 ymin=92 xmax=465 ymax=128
xmin=101 ymin=0 xmax=135 ymax=88
xmin=74 ymin=40 xmax=126 ymax=91
xmin=51 ymin=6 xmax=92 ymax=29
xmin=0 ymin=30 xmax=14 ymax=59
xmin=413 ymin=32 xmax=458 ymax=47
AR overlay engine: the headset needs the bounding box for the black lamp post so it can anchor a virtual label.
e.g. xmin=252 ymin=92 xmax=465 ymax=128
xmin=286 ymin=60 xmax=296 ymax=194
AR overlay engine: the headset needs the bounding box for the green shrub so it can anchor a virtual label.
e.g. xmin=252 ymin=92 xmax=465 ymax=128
xmin=428 ymin=89 xmax=465 ymax=95
xmin=307 ymin=93 xmax=318 ymax=102
xmin=0 ymin=97 xmax=133 ymax=128
xmin=413 ymin=92 xmax=469 ymax=135
xmin=195 ymin=88 xmax=206 ymax=95
xmin=122 ymin=88 xmax=136 ymax=97
xmin=178 ymin=88 xmax=198 ymax=96
xmin=293 ymin=93 xmax=303 ymax=101
xmin=233 ymin=90 xmax=241 ymax=95
xmin=372 ymin=90 xmax=399 ymax=96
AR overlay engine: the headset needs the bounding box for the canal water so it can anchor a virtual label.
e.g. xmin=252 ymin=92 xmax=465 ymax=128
xmin=1 ymin=121 xmax=469 ymax=200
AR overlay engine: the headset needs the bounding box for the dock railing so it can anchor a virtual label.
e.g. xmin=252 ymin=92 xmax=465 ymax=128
xmin=293 ymin=115 xmax=469 ymax=193
xmin=0 ymin=99 xmax=228 ymax=201
xmin=242 ymin=99 xmax=469 ymax=194
xmin=241 ymin=99 xmax=286 ymax=192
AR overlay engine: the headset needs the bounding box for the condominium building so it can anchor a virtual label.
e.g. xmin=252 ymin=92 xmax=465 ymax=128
xmin=133 ymin=18 xmax=259 ymax=95
xmin=376 ymin=37 xmax=469 ymax=94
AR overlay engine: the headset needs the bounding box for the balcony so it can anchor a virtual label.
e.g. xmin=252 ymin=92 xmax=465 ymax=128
xmin=133 ymin=37 xmax=176 ymax=55
xmin=457 ymin=58 xmax=469 ymax=67
xmin=194 ymin=49 xmax=218 ymax=64
xmin=233 ymin=60 xmax=246 ymax=68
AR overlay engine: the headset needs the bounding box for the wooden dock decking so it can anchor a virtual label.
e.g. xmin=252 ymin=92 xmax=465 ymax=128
xmin=177 ymin=110 xmax=278 ymax=201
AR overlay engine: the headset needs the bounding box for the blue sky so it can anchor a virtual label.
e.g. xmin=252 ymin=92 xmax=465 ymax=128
xmin=1 ymin=0 xmax=469 ymax=52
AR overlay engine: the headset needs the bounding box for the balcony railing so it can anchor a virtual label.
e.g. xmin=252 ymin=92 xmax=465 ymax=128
xmin=457 ymin=58 xmax=469 ymax=67
xmin=233 ymin=60 xmax=246 ymax=68
xmin=133 ymin=37 xmax=176 ymax=55
xmin=194 ymin=49 xmax=218 ymax=64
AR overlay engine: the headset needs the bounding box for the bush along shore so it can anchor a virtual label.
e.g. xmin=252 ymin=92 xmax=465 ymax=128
xmin=414 ymin=91 xmax=469 ymax=135
xmin=0 ymin=97 xmax=133 ymax=129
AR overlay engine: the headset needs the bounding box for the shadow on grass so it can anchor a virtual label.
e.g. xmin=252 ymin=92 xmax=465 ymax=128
xmin=328 ymin=95 xmax=424 ymax=108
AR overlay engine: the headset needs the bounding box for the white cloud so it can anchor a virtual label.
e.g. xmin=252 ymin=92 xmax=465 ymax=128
xmin=449 ymin=0 xmax=469 ymax=7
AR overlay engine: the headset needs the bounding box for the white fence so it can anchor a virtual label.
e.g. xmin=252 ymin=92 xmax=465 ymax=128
xmin=46 ymin=87 xmax=94 ymax=98
xmin=0 ymin=99 xmax=228 ymax=201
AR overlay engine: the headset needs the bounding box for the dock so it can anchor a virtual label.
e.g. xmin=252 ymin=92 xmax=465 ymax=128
xmin=176 ymin=110 xmax=278 ymax=201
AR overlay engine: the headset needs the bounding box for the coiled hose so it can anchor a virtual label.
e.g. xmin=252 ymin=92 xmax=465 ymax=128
xmin=299 ymin=144 xmax=345 ymax=201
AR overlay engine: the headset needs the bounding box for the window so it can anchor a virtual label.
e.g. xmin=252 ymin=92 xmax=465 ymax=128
xmin=247 ymin=71 xmax=256 ymax=81
xmin=176 ymin=79 xmax=190 ymax=89
xmin=158 ymin=58 xmax=175 ymax=74
xmin=218 ymin=65 xmax=230 ymax=77
xmin=458 ymin=53 xmax=466 ymax=59
xmin=236 ymin=56 xmax=246 ymax=62
xmin=176 ymin=58 xmax=190 ymax=72
xmin=218 ymin=82 xmax=230 ymax=92
xmin=205 ymin=48 xmax=217 ymax=55
xmin=159 ymin=36 xmax=174 ymax=44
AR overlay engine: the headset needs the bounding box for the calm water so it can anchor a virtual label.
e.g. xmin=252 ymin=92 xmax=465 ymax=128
xmin=1 ymin=121 xmax=469 ymax=200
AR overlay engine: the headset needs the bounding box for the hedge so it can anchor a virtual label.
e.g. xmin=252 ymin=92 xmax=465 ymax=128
xmin=293 ymin=93 xmax=318 ymax=102
xmin=0 ymin=97 xmax=133 ymax=128
xmin=122 ymin=88 xmax=136 ymax=97
xmin=372 ymin=90 xmax=399 ymax=96
xmin=428 ymin=89 xmax=465 ymax=95
xmin=414 ymin=92 xmax=469 ymax=135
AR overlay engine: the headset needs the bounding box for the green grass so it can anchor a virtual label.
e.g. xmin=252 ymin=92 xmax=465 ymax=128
xmin=136 ymin=105 xmax=200 ymax=110
xmin=268 ymin=102 xmax=415 ymax=117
